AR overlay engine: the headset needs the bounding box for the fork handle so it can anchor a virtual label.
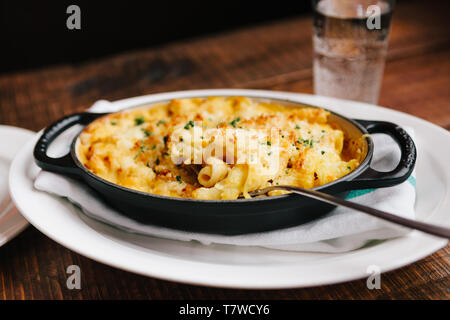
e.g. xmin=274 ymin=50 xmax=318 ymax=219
xmin=271 ymin=186 xmax=450 ymax=239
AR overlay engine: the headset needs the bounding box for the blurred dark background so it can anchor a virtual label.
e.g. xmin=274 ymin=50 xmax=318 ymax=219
xmin=0 ymin=0 xmax=311 ymax=74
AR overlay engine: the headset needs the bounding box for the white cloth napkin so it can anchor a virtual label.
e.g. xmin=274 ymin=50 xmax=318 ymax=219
xmin=34 ymin=100 xmax=416 ymax=253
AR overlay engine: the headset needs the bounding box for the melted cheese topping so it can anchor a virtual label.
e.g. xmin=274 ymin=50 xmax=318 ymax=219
xmin=77 ymin=97 xmax=363 ymax=199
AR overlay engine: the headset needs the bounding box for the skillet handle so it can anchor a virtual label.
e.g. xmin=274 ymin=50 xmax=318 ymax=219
xmin=349 ymin=120 xmax=416 ymax=189
xmin=34 ymin=112 xmax=106 ymax=176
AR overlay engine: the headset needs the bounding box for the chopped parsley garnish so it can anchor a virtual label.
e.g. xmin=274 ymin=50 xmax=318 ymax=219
xmin=176 ymin=176 xmax=182 ymax=184
xmin=163 ymin=152 xmax=169 ymax=156
xmin=141 ymin=128 xmax=152 ymax=137
xmin=267 ymin=141 xmax=271 ymax=146
xmin=157 ymin=120 xmax=166 ymax=126
xmin=295 ymin=125 xmax=301 ymax=129
xmin=321 ymin=130 xmax=326 ymax=133
xmin=321 ymin=150 xmax=325 ymax=155
xmin=151 ymin=145 xmax=156 ymax=150
xmin=134 ymin=117 xmax=145 ymax=126
xmin=281 ymin=135 xmax=285 ymax=138
xmin=285 ymin=170 xmax=289 ymax=174
xmin=230 ymin=117 xmax=241 ymax=128
xmin=296 ymin=138 xmax=313 ymax=148
xmin=146 ymin=162 xmax=151 ymax=168
xmin=297 ymin=138 xmax=311 ymax=147
xmin=347 ymin=166 xmax=351 ymax=170
xmin=184 ymin=120 xmax=195 ymax=130
xmin=110 ymin=121 xmax=117 ymax=126
xmin=200 ymin=136 xmax=204 ymax=140
xmin=134 ymin=145 xmax=146 ymax=159
xmin=268 ymin=151 xmax=272 ymax=156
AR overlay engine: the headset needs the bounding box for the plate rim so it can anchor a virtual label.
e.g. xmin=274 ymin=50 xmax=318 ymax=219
xmin=8 ymin=90 xmax=449 ymax=289
xmin=0 ymin=125 xmax=34 ymax=247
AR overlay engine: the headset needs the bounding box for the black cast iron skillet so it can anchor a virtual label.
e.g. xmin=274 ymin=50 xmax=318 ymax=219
xmin=33 ymin=96 xmax=416 ymax=235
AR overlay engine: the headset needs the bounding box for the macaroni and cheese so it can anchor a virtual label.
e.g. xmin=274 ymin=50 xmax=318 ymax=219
xmin=77 ymin=97 xmax=363 ymax=199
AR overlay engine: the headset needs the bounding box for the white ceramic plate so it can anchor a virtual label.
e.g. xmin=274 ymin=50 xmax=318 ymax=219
xmin=9 ymin=90 xmax=449 ymax=289
xmin=0 ymin=125 xmax=34 ymax=247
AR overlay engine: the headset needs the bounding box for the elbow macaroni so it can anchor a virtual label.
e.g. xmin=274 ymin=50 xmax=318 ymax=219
xmin=198 ymin=157 xmax=229 ymax=187
xmin=77 ymin=97 xmax=363 ymax=200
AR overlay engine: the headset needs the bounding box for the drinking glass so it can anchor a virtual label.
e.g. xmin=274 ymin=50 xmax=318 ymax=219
xmin=312 ymin=0 xmax=395 ymax=104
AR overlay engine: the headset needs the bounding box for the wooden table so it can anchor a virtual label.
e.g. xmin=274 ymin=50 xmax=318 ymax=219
xmin=0 ymin=0 xmax=449 ymax=299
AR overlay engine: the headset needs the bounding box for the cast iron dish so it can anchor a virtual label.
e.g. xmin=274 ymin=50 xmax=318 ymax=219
xmin=34 ymin=95 xmax=416 ymax=235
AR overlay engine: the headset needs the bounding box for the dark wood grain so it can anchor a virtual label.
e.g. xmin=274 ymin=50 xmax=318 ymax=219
xmin=0 ymin=0 xmax=449 ymax=299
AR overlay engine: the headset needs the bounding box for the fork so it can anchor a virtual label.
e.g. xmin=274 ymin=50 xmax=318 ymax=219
xmin=248 ymin=185 xmax=450 ymax=239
